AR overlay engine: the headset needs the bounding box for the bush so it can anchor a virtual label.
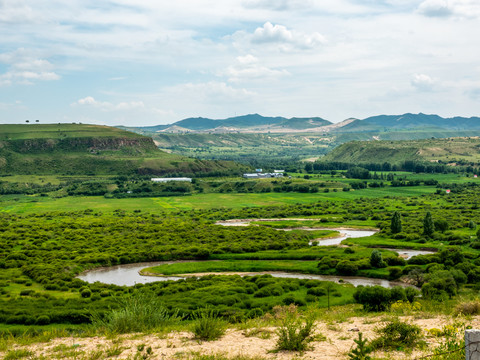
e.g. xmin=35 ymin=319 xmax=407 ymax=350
xmin=454 ymin=301 xmax=480 ymax=315
xmin=80 ymin=288 xmax=92 ymax=298
xmin=370 ymin=319 xmax=422 ymax=350
xmin=274 ymin=308 xmax=315 ymax=352
xmin=336 ymin=261 xmax=358 ymax=276
xmin=353 ymin=286 xmax=392 ymax=312
xmin=307 ymin=287 xmax=327 ymax=297
xmin=192 ymin=308 xmax=227 ymax=341
xmin=35 ymin=315 xmax=51 ymax=325
xmin=388 ymin=267 xmax=403 ymax=280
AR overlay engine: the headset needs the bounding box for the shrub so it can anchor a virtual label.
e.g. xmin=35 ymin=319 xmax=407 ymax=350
xmin=274 ymin=309 xmax=315 ymax=352
xmin=254 ymin=285 xmax=284 ymax=298
xmin=388 ymin=267 xmax=403 ymax=280
xmin=336 ymin=260 xmax=358 ymax=276
xmin=80 ymin=288 xmax=92 ymax=298
xmin=35 ymin=315 xmax=51 ymax=325
xmin=405 ymin=287 xmax=419 ymax=303
xmin=307 ymin=287 xmax=327 ymax=297
xmin=454 ymin=301 xmax=480 ymax=315
xmin=370 ymin=319 xmax=423 ymax=350
xmin=353 ymin=286 xmax=391 ymax=312
xmin=192 ymin=308 xmax=227 ymax=341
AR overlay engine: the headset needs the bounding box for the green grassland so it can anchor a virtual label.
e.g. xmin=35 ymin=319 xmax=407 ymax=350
xmin=0 ymin=123 xmax=144 ymax=140
xmin=143 ymin=260 xmax=323 ymax=275
xmin=0 ymin=185 xmax=440 ymax=214
xmin=0 ymin=124 xmax=247 ymax=176
xmin=322 ymin=137 xmax=480 ymax=165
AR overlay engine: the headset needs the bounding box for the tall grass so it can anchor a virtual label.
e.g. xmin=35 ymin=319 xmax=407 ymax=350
xmin=91 ymin=292 xmax=181 ymax=334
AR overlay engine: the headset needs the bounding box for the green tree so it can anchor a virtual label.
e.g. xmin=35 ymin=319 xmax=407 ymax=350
xmin=390 ymin=211 xmax=402 ymax=234
xmin=423 ymin=212 xmax=435 ymax=237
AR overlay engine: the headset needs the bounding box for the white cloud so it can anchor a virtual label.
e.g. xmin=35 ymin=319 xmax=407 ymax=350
xmin=417 ymin=0 xmax=453 ymax=17
xmin=411 ymin=73 xmax=436 ymax=91
xmin=222 ymin=54 xmax=289 ymax=82
xmin=417 ymin=0 xmax=480 ymax=18
xmin=170 ymin=81 xmax=255 ymax=101
xmin=74 ymin=96 xmax=145 ymax=111
xmin=250 ymin=22 xmax=326 ymax=50
xmin=0 ymin=49 xmax=60 ymax=85
xmin=0 ymin=0 xmax=34 ymax=24
xmin=242 ymin=0 xmax=313 ymax=11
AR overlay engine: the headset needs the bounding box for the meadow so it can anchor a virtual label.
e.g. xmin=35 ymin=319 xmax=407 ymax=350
xmin=0 ymin=184 xmax=440 ymax=214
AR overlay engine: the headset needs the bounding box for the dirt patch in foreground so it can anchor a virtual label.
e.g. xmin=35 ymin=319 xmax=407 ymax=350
xmin=3 ymin=315 xmax=477 ymax=359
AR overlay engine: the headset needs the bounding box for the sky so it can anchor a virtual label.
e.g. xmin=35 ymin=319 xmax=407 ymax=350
xmin=0 ymin=0 xmax=479 ymax=126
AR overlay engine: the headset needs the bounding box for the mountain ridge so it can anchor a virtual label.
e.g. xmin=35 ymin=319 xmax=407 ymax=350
xmin=119 ymin=113 xmax=480 ymax=134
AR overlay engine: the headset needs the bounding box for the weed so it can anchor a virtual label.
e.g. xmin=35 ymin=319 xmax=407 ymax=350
xmin=3 ymin=349 xmax=34 ymax=360
xmin=191 ymin=308 xmax=227 ymax=341
xmin=105 ymin=344 xmax=124 ymax=357
xmin=430 ymin=324 xmax=465 ymax=360
xmin=243 ymin=328 xmax=272 ymax=339
xmin=85 ymin=350 xmax=104 ymax=360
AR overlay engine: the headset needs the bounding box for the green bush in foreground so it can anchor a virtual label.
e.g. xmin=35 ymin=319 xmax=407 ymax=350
xmin=370 ymin=319 xmax=423 ymax=351
xmin=274 ymin=305 xmax=315 ymax=352
xmin=192 ymin=308 xmax=227 ymax=341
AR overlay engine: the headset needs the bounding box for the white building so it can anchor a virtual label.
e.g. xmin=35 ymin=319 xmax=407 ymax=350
xmin=151 ymin=177 xmax=192 ymax=183
xmin=242 ymin=173 xmax=283 ymax=179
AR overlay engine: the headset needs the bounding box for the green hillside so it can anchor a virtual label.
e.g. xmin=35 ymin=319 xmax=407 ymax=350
xmin=0 ymin=124 xmax=247 ymax=176
xmin=321 ymin=137 xmax=480 ymax=165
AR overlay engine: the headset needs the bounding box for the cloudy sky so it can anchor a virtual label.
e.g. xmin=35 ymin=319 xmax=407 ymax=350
xmin=1 ymin=0 xmax=479 ymax=126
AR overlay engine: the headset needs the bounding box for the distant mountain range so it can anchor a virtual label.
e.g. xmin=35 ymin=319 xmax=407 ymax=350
xmin=120 ymin=113 xmax=480 ymax=134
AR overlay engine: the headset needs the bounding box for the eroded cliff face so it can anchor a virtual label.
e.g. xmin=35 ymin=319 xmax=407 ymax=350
xmin=5 ymin=137 xmax=158 ymax=154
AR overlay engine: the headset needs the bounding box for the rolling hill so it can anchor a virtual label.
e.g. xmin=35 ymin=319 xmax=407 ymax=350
xmin=0 ymin=124 xmax=247 ymax=176
xmin=120 ymin=114 xmax=333 ymax=134
xmin=340 ymin=113 xmax=480 ymax=132
xmin=321 ymin=137 xmax=480 ymax=165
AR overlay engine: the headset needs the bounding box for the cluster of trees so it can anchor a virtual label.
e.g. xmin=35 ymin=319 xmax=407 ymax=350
xmin=310 ymin=160 xmax=478 ymax=174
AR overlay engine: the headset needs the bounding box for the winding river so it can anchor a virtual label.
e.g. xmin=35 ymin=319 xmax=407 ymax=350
xmin=77 ymin=220 xmax=432 ymax=289
xmin=77 ymin=261 xmax=412 ymax=288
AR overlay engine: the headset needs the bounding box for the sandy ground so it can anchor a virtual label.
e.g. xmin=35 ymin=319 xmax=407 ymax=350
xmin=3 ymin=315 xmax=477 ymax=360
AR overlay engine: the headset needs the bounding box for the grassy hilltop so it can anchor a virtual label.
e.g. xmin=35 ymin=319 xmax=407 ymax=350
xmin=0 ymin=124 xmax=247 ymax=176
xmin=321 ymin=137 xmax=480 ymax=165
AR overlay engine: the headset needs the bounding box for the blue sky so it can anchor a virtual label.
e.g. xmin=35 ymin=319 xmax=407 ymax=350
xmin=0 ymin=0 xmax=479 ymax=126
